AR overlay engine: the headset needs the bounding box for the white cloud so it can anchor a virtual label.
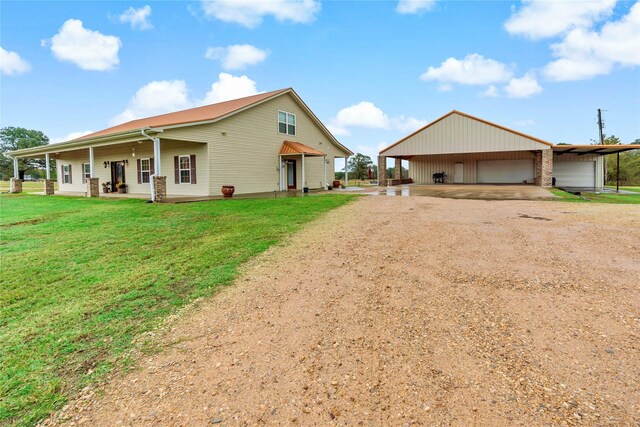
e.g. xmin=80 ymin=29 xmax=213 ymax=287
xmin=481 ymin=85 xmax=498 ymax=97
xmin=110 ymin=73 xmax=262 ymax=125
xmin=390 ymin=115 xmax=427 ymax=133
xmin=396 ymin=0 xmax=435 ymax=15
xmin=328 ymin=101 xmax=425 ymax=136
xmin=50 ymin=130 xmax=94 ymax=144
xmin=111 ymin=80 xmax=192 ymax=125
xmin=544 ymin=3 xmax=640 ymax=81
xmin=50 ymin=19 xmax=121 ymax=71
xmin=504 ymin=0 xmax=615 ymax=40
xmin=205 ymin=44 xmax=269 ymax=70
xmin=201 ymin=72 xmax=259 ymax=104
xmin=420 ymin=53 xmax=513 ymax=86
xmin=0 ymin=47 xmax=31 ymax=75
xmin=119 ymin=5 xmax=153 ymax=30
xmin=505 ymin=73 xmax=543 ymax=98
xmin=201 ymin=0 xmax=321 ymax=28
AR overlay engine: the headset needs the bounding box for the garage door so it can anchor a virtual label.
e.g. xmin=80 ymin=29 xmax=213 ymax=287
xmin=554 ymin=162 xmax=595 ymax=188
xmin=477 ymin=159 xmax=535 ymax=184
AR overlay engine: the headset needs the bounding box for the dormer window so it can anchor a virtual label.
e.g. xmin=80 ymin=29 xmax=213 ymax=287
xmin=278 ymin=111 xmax=296 ymax=136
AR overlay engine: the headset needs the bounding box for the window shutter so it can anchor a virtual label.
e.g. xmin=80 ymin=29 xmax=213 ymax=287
xmin=150 ymin=157 xmax=155 ymax=175
xmin=174 ymin=156 xmax=179 ymax=184
xmin=82 ymin=164 xmax=86 ymax=184
xmin=137 ymin=159 xmax=142 ymax=184
xmin=61 ymin=165 xmax=64 ymax=184
xmin=190 ymin=154 xmax=197 ymax=184
xmin=68 ymin=165 xmax=72 ymax=184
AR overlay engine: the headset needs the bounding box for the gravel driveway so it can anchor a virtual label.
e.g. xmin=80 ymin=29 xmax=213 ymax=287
xmin=48 ymin=196 xmax=640 ymax=426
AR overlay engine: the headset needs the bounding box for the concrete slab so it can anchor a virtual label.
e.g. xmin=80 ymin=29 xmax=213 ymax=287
xmin=369 ymin=184 xmax=555 ymax=201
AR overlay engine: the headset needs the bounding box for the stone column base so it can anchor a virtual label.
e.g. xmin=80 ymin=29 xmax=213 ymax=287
xmin=153 ymin=176 xmax=167 ymax=202
xmin=87 ymin=177 xmax=99 ymax=197
xmin=10 ymin=178 xmax=23 ymax=193
xmin=44 ymin=179 xmax=55 ymax=195
xmin=541 ymin=149 xmax=553 ymax=188
xmin=377 ymin=156 xmax=387 ymax=186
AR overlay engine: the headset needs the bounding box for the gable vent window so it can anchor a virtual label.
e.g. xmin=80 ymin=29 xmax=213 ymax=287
xmin=278 ymin=111 xmax=296 ymax=136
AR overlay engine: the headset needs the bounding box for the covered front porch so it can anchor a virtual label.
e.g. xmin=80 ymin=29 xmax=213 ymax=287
xmin=7 ymin=131 xmax=207 ymax=202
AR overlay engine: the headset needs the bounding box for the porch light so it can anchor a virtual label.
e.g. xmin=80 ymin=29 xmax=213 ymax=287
xmin=103 ymin=161 xmax=109 ymax=168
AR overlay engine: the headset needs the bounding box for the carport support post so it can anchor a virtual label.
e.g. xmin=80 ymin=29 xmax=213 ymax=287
xmin=378 ymin=156 xmax=387 ymax=186
xmin=616 ymin=152 xmax=620 ymax=193
xmin=394 ymin=158 xmax=402 ymax=180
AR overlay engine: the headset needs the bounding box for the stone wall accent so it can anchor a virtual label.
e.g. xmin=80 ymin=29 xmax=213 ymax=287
xmin=377 ymin=156 xmax=387 ymax=186
xmin=541 ymin=149 xmax=553 ymax=188
xmin=394 ymin=158 xmax=402 ymax=179
xmin=86 ymin=178 xmax=100 ymax=197
xmin=44 ymin=179 xmax=55 ymax=195
xmin=10 ymin=178 xmax=23 ymax=193
xmin=535 ymin=151 xmax=542 ymax=185
xmin=153 ymin=176 xmax=167 ymax=202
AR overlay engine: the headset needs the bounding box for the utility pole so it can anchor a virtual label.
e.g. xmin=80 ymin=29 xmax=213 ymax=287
xmin=598 ymin=108 xmax=606 ymax=189
xmin=597 ymin=109 xmax=605 ymax=145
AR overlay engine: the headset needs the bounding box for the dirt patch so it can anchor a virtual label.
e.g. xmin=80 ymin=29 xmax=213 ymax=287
xmin=45 ymin=197 xmax=640 ymax=426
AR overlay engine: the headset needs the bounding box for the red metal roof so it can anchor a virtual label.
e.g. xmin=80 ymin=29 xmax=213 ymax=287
xmin=75 ymin=88 xmax=290 ymax=141
xmin=279 ymin=140 xmax=325 ymax=156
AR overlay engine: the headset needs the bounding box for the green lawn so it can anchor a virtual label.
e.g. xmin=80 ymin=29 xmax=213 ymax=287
xmin=0 ymin=193 xmax=355 ymax=426
xmin=550 ymin=188 xmax=640 ymax=204
xmin=0 ymin=181 xmax=58 ymax=193
xmin=605 ymin=185 xmax=640 ymax=193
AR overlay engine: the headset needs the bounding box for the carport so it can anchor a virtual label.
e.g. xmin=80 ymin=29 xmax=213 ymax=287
xmin=553 ymin=144 xmax=640 ymax=192
xmin=378 ymin=110 xmax=554 ymax=188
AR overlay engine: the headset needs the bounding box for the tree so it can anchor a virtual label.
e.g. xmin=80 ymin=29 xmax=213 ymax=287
xmin=0 ymin=127 xmax=50 ymax=180
xmin=604 ymin=135 xmax=640 ymax=185
xmin=348 ymin=153 xmax=373 ymax=180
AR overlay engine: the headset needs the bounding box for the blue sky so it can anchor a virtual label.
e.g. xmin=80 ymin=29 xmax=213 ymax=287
xmin=1 ymin=0 xmax=639 ymax=164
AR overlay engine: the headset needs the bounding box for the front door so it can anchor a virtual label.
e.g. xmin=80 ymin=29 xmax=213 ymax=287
xmin=286 ymin=160 xmax=296 ymax=190
xmin=111 ymin=161 xmax=126 ymax=191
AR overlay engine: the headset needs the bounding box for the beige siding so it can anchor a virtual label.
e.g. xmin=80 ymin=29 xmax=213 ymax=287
xmin=163 ymin=93 xmax=347 ymax=195
xmin=409 ymin=151 xmax=536 ymax=184
xmin=553 ymin=153 xmax=604 ymax=190
xmin=384 ymin=113 xmax=549 ymax=157
xmin=56 ymin=140 xmax=208 ymax=196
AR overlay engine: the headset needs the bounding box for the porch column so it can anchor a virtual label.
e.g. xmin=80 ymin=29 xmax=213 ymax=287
xmin=152 ymin=137 xmax=163 ymax=201
xmin=323 ymin=155 xmax=327 ymax=190
xmin=278 ymin=155 xmax=283 ymax=191
xmin=302 ymin=154 xmax=306 ymax=190
xmin=378 ymin=156 xmax=387 ymax=186
xmin=541 ymin=149 xmax=553 ymax=188
xmin=10 ymin=157 xmax=22 ymax=193
xmin=345 ymin=156 xmax=349 ymax=187
xmin=394 ymin=157 xmax=402 ymax=180
xmin=45 ymin=153 xmax=51 ymax=179
xmin=88 ymin=147 xmax=94 ymax=177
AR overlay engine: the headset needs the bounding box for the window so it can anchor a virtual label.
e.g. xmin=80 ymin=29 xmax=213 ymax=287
xmin=179 ymin=155 xmax=191 ymax=184
xmin=140 ymin=158 xmax=151 ymax=184
xmin=278 ymin=111 xmax=296 ymax=136
xmin=83 ymin=163 xmax=91 ymax=182
xmin=63 ymin=165 xmax=70 ymax=184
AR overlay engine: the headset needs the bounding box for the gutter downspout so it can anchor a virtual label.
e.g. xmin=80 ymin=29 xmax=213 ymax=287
xmin=140 ymin=128 xmax=159 ymax=202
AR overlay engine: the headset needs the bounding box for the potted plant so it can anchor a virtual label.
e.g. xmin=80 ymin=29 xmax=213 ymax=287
xmin=102 ymin=182 xmax=111 ymax=193
xmin=221 ymin=185 xmax=235 ymax=198
xmin=116 ymin=182 xmax=127 ymax=194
